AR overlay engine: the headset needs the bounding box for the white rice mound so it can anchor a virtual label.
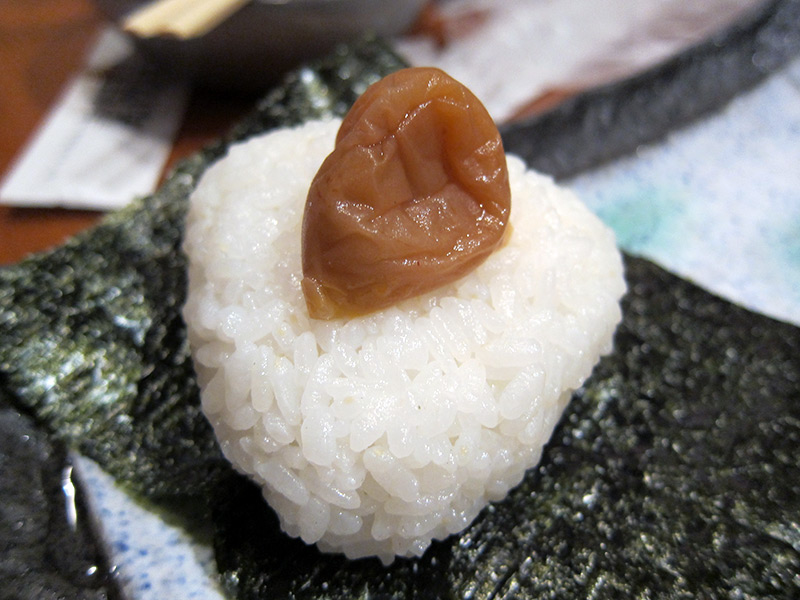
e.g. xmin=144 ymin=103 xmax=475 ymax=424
xmin=182 ymin=119 xmax=626 ymax=565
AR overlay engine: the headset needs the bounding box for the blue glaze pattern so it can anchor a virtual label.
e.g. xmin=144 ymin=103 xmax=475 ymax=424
xmin=76 ymin=457 xmax=226 ymax=600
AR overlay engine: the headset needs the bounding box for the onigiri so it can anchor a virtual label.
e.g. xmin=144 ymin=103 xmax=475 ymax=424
xmin=182 ymin=117 xmax=625 ymax=564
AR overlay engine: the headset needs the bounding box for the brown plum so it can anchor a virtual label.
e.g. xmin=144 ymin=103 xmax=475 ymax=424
xmin=302 ymin=67 xmax=510 ymax=319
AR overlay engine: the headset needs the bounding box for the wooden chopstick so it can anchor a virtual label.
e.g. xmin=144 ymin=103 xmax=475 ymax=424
xmin=122 ymin=0 xmax=251 ymax=39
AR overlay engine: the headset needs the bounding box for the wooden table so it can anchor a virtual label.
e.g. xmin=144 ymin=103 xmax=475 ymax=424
xmin=0 ymin=0 xmax=256 ymax=265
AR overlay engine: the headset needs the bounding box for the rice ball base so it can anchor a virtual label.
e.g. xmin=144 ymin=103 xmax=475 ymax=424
xmin=183 ymin=119 xmax=625 ymax=564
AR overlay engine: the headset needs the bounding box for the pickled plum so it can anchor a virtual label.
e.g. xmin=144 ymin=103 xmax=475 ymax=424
xmin=301 ymin=67 xmax=511 ymax=319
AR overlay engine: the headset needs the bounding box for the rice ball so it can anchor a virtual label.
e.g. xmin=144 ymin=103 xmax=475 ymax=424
xmin=182 ymin=119 xmax=625 ymax=565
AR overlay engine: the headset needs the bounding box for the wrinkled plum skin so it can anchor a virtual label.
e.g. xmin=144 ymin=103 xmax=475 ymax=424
xmin=301 ymin=67 xmax=511 ymax=320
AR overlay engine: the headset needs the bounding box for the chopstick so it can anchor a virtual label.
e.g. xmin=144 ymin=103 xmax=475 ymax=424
xmin=122 ymin=0 xmax=251 ymax=39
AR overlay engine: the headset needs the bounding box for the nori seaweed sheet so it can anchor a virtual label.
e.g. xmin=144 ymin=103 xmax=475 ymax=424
xmin=500 ymin=0 xmax=800 ymax=179
xmin=1 ymin=9 xmax=800 ymax=600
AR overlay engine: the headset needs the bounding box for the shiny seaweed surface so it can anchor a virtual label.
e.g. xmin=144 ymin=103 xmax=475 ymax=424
xmin=1 ymin=16 xmax=800 ymax=600
xmin=0 ymin=391 xmax=123 ymax=599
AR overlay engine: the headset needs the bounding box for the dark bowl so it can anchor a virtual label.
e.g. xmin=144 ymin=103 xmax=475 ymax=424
xmin=96 ymin=0 xmax=426 ymax=92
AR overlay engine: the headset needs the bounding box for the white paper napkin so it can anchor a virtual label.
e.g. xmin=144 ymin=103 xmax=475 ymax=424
xmin=0 ymin=28 xmax=189 ymax=210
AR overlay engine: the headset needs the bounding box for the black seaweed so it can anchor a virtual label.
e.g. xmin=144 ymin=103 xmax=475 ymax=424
xmin=0 ymin=392 xmax=123 ymax=600
xmin=500 ymin=0 xmax=800 ymax=179
xmin=0 ymin=158 xmax=229 ymax=501
xmin=210 ymin=256 xmax=800 ymax=600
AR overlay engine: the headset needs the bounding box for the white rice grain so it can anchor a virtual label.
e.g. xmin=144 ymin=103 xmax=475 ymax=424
xmin=183 ymin=119 xmax=625 ymax=564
